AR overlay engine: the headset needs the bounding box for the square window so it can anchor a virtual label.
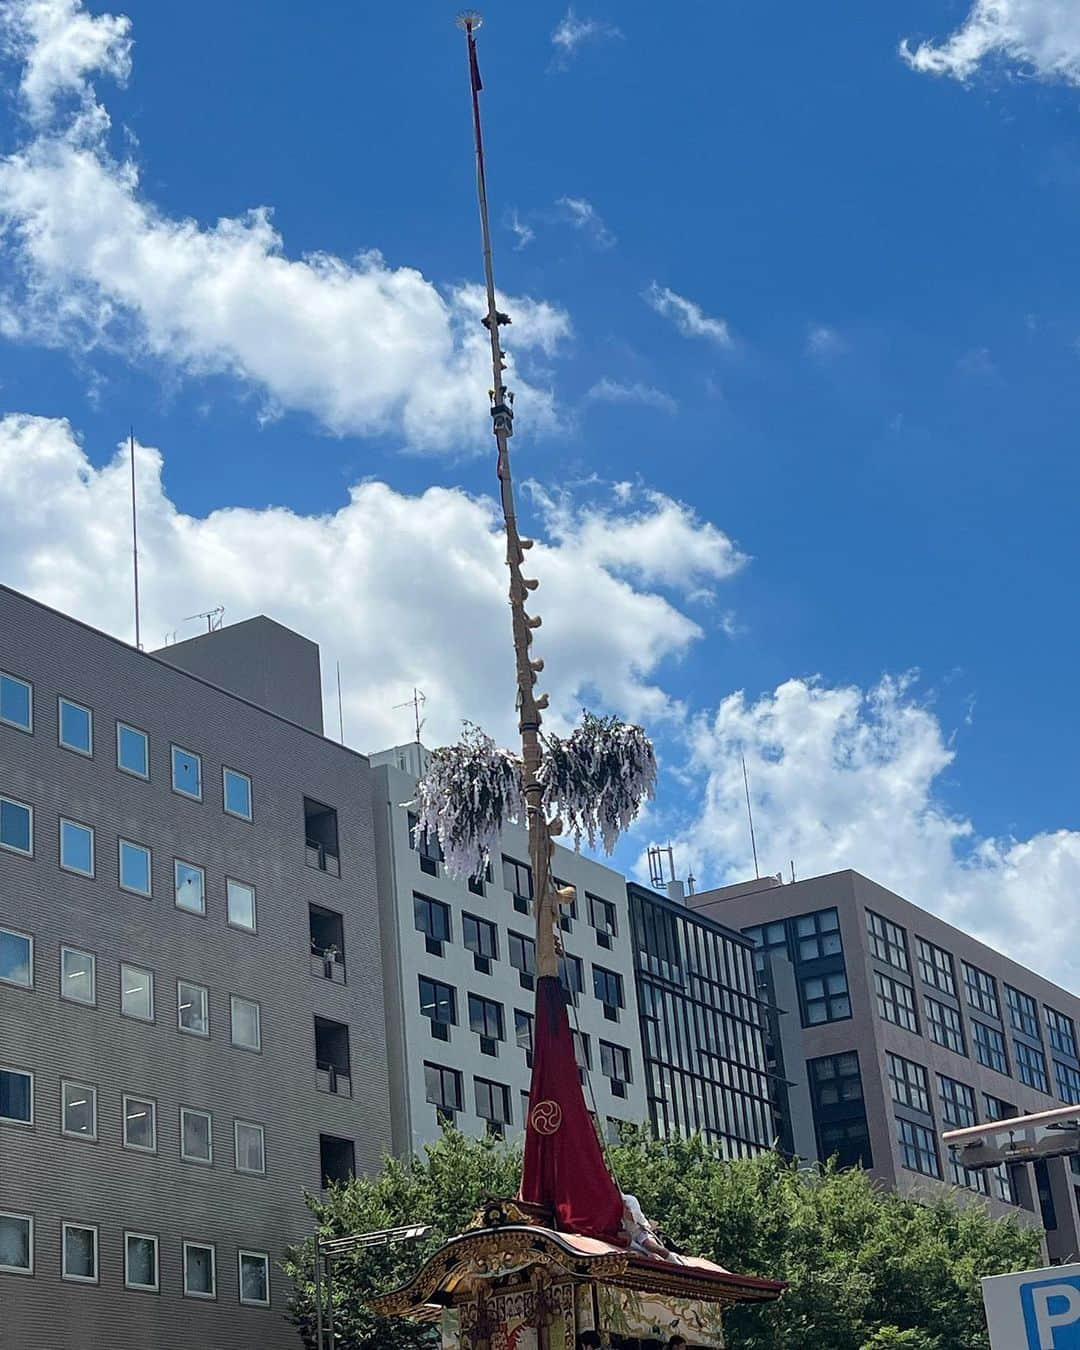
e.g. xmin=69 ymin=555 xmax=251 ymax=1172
xmin=180 ymin=1107 xmax=213 ymax=1163
xmin=0 ymin=672 xmax=32 ymax=732
xmin=0 ymin=1212 xmax=32 ymax=1274
xmin=223 ymin=767 xmax=253 ymax=820
xmin=174 ymin=859 xmax=206 ymax=915
xmin=123 ymin=1094 xmax=157 ymax=1152
xmin=121 ymin=964 xmax=154 ymax=1021
xmin=178 ymin=980 xmax=210 ymax=1036
xmin=117 ymin=722 xmax=149 ymax=778
xmin=0 ymin=927 xmax=33 ymax=989
xmin=184 ymin=1241 xmax=216 ymax=1299
xmin=0 ymin=1066 xmax=33 ymax=1124
xmin=171 ymin=744 xmax=202 ymax=800
xmin=235 ymin=1119 xmax=266 ymax=1175
xmin=227 ymin=878 xmax=257 ymax=932
xmin=54 ymin=938 xmax=83 ymax=1028
xmin=58 ymin=697 xmax=93 ymax=755
xmin=119 ymin=839 xmax=152 ymax=896
xmin=0 ymin=795 xmax=33 ymax=856
xmin=238 ymin=1249 xmax=270 ymax=1306
xmin=60 ymin=818 xmax=94 ymax=877
xmin=231 ymin=995 xmax=262 ymax=1052
xmin=62 ymin=1080 xmax=97 ymax=1139
xmin=63 ymin=1223 xmax=98 ymax=1284
xmin=125 ymin=1232 xmax=159 ymax=1291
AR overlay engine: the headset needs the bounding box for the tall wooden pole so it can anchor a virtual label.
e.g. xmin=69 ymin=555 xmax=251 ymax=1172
xmin=459 ymin=13 xmax=558 ymax=978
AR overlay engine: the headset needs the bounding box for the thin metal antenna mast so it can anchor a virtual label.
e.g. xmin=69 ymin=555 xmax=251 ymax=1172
xmin=129 ymin=427 xmax=142 ymax=650
xmin=741 ymin=753 xmax=760 ymax=879
xmin=458 ymin=12 xmax=558 ymax=977
xmin=336 ymin=661 xmax=345 ymax=743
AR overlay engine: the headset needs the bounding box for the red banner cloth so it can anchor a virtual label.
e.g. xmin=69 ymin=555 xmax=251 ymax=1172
xmin=520 ymin=976 xmax=624 ymax=1239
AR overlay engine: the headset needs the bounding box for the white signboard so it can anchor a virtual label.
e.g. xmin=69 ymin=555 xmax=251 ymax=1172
xmin=982 ymin=1262 xmax=1080 ymax=1350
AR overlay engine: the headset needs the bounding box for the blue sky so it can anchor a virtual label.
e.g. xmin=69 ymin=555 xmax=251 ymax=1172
xmin=2 ymin=0 xmax=1080 ymax=985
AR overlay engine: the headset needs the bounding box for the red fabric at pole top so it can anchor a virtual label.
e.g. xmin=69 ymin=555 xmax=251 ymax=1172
xmin=520 ymin=976 xmax=624 ymax=1239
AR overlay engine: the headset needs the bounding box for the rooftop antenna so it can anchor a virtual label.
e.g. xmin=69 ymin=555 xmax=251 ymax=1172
xmin=129 ymin=427 xmax=142 ymax=650
xmin=183 ymin=606 xmax=225 ymax=634
xmin=741 ymin=753 xmax=760 ymax=879
xmin=647 ymin=842 xmax=676 ymax=889
xmin=393 ymin=688 xmax=427 ymax=745
xmin=336 ymin=661 xmax=345 ymax=743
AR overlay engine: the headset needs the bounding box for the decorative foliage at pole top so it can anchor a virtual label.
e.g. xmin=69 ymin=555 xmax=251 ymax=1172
xmin=414 ymin=724 xmax=524 ymax=881
xmin=540 ymin=713 xmax=657 ymax=855
xmin=415 ymin=713 xmax=656 ymax=879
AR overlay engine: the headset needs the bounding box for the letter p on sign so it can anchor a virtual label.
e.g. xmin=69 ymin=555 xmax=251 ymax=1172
xmin=1022 ymin=1277 xmax=1080 ymax=1349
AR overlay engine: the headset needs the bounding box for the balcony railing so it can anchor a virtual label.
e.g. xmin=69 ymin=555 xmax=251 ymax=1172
xmin=310 ymin=948 xmax=346 ymax=984
xmin=306 ymin=841 xmax=340 ymax=876
xmin=316 ymin=1063 xmax=352 ymax=1098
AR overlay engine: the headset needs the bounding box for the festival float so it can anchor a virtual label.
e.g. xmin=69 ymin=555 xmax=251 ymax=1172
xmin=366 ymin=17 xmax=786 ymax=1348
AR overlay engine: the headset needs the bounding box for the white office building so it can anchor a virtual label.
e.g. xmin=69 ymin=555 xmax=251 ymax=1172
xmin=370 ymin=743 xmax=647 ymax=1157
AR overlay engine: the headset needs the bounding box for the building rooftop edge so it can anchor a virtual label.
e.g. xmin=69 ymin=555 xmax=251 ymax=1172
xmin=0 ymin=582 xmax=369 ymax=764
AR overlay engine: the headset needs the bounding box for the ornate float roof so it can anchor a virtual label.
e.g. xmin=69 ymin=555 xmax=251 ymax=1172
xmin=369 ymin=1222 xmax=785 ymax=1318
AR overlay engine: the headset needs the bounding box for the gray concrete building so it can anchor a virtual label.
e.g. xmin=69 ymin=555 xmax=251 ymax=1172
xmin=0 ymin=586 xmax=392 ymax=1348
xmin=692 ymin=870 xmax=1080 ymax=1262
xmin=370 ymin=742 xmax=648 ymax=1157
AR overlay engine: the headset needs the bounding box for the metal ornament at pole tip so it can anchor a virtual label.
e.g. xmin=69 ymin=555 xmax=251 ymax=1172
xmin=456 ymin=10 xmax=483 ymax=31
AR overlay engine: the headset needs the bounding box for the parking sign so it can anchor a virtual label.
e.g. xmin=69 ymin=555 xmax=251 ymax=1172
xmin=983 ymin=1263 xmax=1080 ymax=1349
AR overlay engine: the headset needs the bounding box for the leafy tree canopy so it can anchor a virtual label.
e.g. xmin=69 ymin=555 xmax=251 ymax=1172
xmin=284 ymin=1127 xmax=1039 ymax=1350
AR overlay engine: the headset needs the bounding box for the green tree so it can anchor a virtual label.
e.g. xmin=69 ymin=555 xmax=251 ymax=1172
xmin=284 ymin=1128 xmax=1039 ymax=1350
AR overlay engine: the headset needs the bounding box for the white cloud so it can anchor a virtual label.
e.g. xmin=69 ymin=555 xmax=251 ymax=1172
xmin=670 ymin=675 xmax=1080 ymax=990
xmin=0 ymin=414 xmax=737 ymax=752
xmin=1 ymin=0 xmax=131 ymax=125
xmin=902 ymin=0 xmax=1080 ymax=86
xmin=556 ymin=196 xmax=615 ymax=248
xmin=551 ymin=9 xmax=622 ymax=61
xmin=507 ymin=210 xmax=535 ymax=251
xmin=806 ymin=324 xmax=843 ymax=358
xmin=644 ymin=282 xmax=732 ymax=347
xmin=587 ymin=378 xmax=676 ymax=414
xmin=527 ymin=480 xmax=746 ymax=599
xmin=0 ymin=0 xmax=570 ymax=453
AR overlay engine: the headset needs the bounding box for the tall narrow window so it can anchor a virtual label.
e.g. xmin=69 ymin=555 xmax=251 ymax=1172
xmin=230 ymin=996 xmax=262 ymax=1052
xmin=0 ymin=1066 xmax=33 ymax=1124
xmin=502 ymin=856 xmax=533 ymax=914
xmin=474 ymin=1077 xmax=512 ymax=1136
xmin=866 ymin=910 xmax=909 ymax=971
xmin=117 ymin=722 xmax=149 ymax=778
xmin=509 ymin=931 xmax=536 ymax=990
xmin=424 ymin=1062 xmax=463 ymax=1123
xmin=304 ymin=797 xmax=340 ymax=875
xmin=314 ymin=1017 xmax=351 ymax=1096
xmin=925 ymin=996 xmax=965 ymax=1054
xmin=62 ymin=1080 xmax=97 ymax=1138
xmin=0 ymin=928 xmax=32 ymax=989
xmin=468 ymin=994 xmax=504 ymax=1055
xmin=916 ymin=937 xmax=955 ymax=995
xmin=0 ymin=1212 xmax=33 ymax=1274
xmin=961 ymin=961 xmax=1000 ymax=1018
xmin=414 ymin=893 xmax=451 ymax=955
xmin=897 ymin=1117 xmax=940 ymax=1178
xmin=223 ymin=767 xmax=253 ymax=820
xmin=592 ymin=965 xmax=624 ymax=1020
xmin=588 ymin=893 xmax=618 ymax=947
xmin=171 ymin=744 xmax=202 ymax=800
xmin=123 ymin=1094 xmax=157 ymax=1152
xmin=1046 ymin=1006 xmax=1079 ymax=1059
xmin=119 ymin=839 xmax=152 ymax=896
xmin=875 ymin=972 xmax=918 ymax=1032
xmin=319 ymin=1135 xmax=356 ymax=1187
xmin=58 ymin=697 xmax=93 ymax=755
xmin=63 ymin=1224 xmax=98 ymax=1284
xmin=1005 ymin=985 xmax=1041 ymax=1039
xmin=0 ymin=672 xmax=32 ymax=732
xmin=887 ymin=1053 xmax=930 ymax=1114
xmin=419 ymin=977 xmax=456 ymax=1037
xmin=178 ymin=980 xmax=210 ymax=1036
xmin=59 ymin=818 xmax=94 ymax=877
xmin=125 ymin=1232 xmax=159 ymax=1291
xmin=184 ymin=1242 xmax=216 ymax=1300
xmin=972 ymin=1020 xmax=1009 ymax=1075
xmin=121 ymin=964 xmax=154 ymax=1022
xmin=238 ymin=1250 xmax=270 ymax=1306
xmin=0 ymin=795 xmax=32 ymax=856
xmin=174 ymin=859 xmax=206 ymax=915
xmin=463 ymin=913 xmax=498 ymax=973
xmin=1016 ymin=1041 xmax=1050 ymax=1094
xmin=170 ymin=745 xmax=202 ymax=793
xmin=235 ymin=1120 xmax=266 ymax=1175
xmin=180 ymin=1107 xmax=213 ymax=1163
xmin=228 ymin=879 xmax=257 ymax=932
